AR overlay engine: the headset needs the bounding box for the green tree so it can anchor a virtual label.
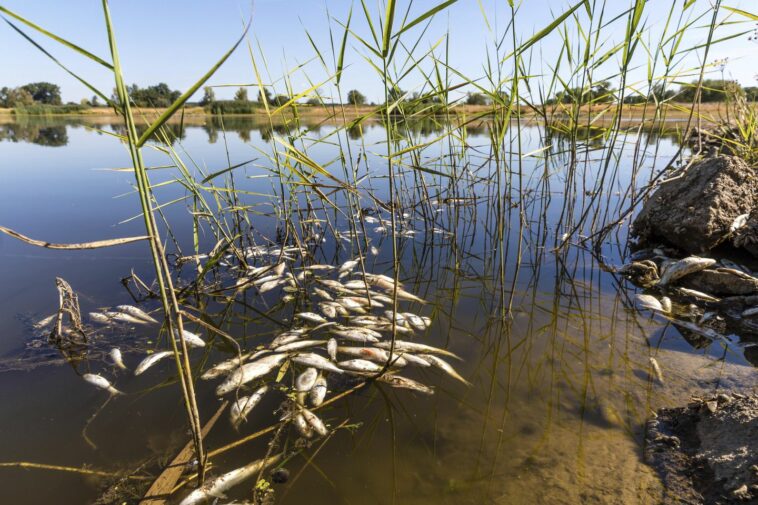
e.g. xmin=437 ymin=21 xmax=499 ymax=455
xmin=128 ymin=83 xmax=181 ymax=107
xmin=257 ymin=87 xmax=273 ymax=104
xmin=21 ymin=82 xmax=62 ymax=105
xmin=677 ymin=79 xmax=742 ymax=102
xmin=200 ymin=86 xmax=216 ymax=106
xmin=466 ymin=92 xmax=489 ymax=106
xmin=273 ymin=94 xmax=290 ymax=106
xmin=0 ymin=87 xmax=34 ymax=107
xmin=90 ymin=95 xmax=99 ymax=106
xmin=234 ymin=87 xmax=249 ymax=102
xmin=347 ymin=89 xmax=366 ymax=105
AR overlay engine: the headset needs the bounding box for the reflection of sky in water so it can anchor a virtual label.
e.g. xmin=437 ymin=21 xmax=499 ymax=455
xmin=0 ymin=118 xmax=754 ymax=504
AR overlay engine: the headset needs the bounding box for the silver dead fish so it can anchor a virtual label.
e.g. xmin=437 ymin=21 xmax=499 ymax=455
xmin=134 ymin=351 xmax=174 ymax=376
xmin=230 ymin=385 xmax=268 ymax=427
xmin=658 ymin=256 xmax=717 ymax=285
xmin=83 ymin=373 xmax=121 ymax=395
xmin=178 ymin=453 xmax=284 ymax=505
xmin=295 ymin=367 xmax=319 ymax=392
xmin=419 ymin=354 xmax=470 ymax=385
xmin=110 ymin=348 xmax=127 ymax=370
xmin=292 ymin=353 xmax=343 ymax=374
xmin=114 ymin=305 xmax=159 ymax=324
xmin=309 ymin=375 xmax=327 ymax=406
xmin=216 ymin=354 xmax=287 ymax=396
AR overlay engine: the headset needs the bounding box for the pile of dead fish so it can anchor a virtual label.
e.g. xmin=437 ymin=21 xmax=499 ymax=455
xmin=206 ymin=258 xmax=467 ymax=433
xmin=620 ymin=246 xmax=758 ymax=343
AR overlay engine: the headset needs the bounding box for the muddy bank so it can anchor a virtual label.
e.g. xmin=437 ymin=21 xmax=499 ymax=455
xmin=646 ymin=392 xmax=758 ymax=504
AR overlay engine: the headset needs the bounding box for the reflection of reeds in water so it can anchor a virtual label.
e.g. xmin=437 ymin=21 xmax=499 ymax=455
xmin=1 ymin=0 xmax=756 ymax=502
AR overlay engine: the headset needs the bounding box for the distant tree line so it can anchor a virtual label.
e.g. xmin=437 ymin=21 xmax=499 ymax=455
xmin=2 ymin=79 xmax=756 ymax=113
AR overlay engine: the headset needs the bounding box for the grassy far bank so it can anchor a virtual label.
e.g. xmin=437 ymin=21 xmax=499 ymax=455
xmin=0 ymin=101 xmax=754 ymax=124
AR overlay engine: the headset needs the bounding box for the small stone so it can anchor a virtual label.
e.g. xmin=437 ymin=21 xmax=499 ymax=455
xmin=704 ymin=401 xmax=718 ymax=414
xmin=271 ymin=467 xmax=290 ymax=484
xmin=750 ymin=464 xmax=758 ymax=475
xmin=717 ymin=393 xmax=732 ymax=405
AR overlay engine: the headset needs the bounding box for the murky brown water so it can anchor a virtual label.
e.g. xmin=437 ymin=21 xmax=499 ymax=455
xmin=0 ymin=117 xmax=755 ymax=504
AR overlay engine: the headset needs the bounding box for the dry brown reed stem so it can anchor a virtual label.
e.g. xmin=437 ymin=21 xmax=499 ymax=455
xmin=0 ymin=225 xmax=149 ymax=249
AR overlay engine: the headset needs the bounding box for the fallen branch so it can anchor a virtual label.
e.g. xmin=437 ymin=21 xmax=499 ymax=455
xmin=0 ymin=225 xmax=149 ymax=250
xmin=140 ymin=401 xmax=227 ymax=504
xmin=0 ymin=461 xmax=150 ymax=480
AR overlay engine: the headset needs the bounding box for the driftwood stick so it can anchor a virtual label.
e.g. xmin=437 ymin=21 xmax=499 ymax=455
xmin=140 ymin=401 xmax=228 ymax=504
xmin=0 ymin=225 xmax=149 ymax=250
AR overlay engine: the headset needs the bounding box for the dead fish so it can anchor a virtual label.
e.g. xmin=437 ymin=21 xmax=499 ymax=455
xmin=660 ymin=297 xmax=672 ymax=314
xmin=338 ymin=259 xmax=359 ymax=277
xmin=103 ymin=311 xmax=148 ymax=325
xmin=375 ymin=340 xmax=460 ymax=359
xmin=730 ymin=213 xmax=749 ymax=232
xmin=134 ymin=351 xmax=174 ymax=375
xmin=33 ymin=313 xmax=57 ymax=330
xmin=390 ymin=288 xmax=426 ymax=304
xmin=178 ymin=453 xmax=283 ymax=505
xmin=309 ymin=375 xmax=327 ymax=406
xmin=370 ymin=293 xmax=394 ymax=304
xmin=293 ymin=412 xmax=313 ymax=438
xmin=301 ymin=408 xmax=328 ymax=436
xmin=296 ymin=312 xmax=328 ymax=324
xmin=419 ymin=354 xmax=470 ymax=385
xmin=742 ymin=306 xmax=758 ymax=317
xmin=370 ymin=245 xmax=379 ymax=256
xmin=342 ymin=280 xmax=369 ymax=290
xmin=253 ymin=274 xmax=281 ymax=286
xmin=649 ymin=357 xmax=664 ymax=385
xmin=230 ymin=385 xmax=268 ymax=427
xmin=305 ymin=264 xmax=334 ymax=271
xmin=362 ymin=273 xmax=397 ymax=290
xmin=258 ymin=279 xmax=284 ymax=294
xmin=216 ymin=354 xmax=287 ymax=395
xmin=83 ymin=373 xmax=121 ymax=395
xmin=327 ymin=338 xmax=338 ymax=360
xmin=337 ymin=346 xmax=408 ymax=367
xmin=201 ymin=353 xmax=254 ymax=380
xmin=318 ymin=302 xmax=338 ymax=319
xmin=270 ymin=333 xmax=303 ymax=348
xmin=295 ymin=367 xmax=318 ymax=392
xmin=313 ymin=287 xmax=333 ymax=300
xmin=403 ymin=313 xmax=428 ymax=330
xmin=677 ymin=287 xmax=720 ymax=302
xmin=292 ymin=353 xmax=343 ymax=374
xmin=658 ymin=256 xmax=717 ymax=285
xmin=377 ymin=375 xmax=434 ymax=395
xmin=338 ymin=359 xmax=383 ymax=373
xmin=110 ymin=348 xmax=127 ymax=370
xmin=332 ymin=327 xmax=381 ymax=343
xmin=175 ymin=329 xmax=206 ymax=348
xmin=633 ymin=294 xmax=664 ymax=312
xmin=89 ymin=312 xmax=112 ymax=324
xmin=273 ymin=339 xmax=326 ymax=353
xmin=114 ymin=305 xmax=159 ymax=324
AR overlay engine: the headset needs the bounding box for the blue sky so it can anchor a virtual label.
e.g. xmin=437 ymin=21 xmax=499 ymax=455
xmin=0 ymin=0 xmax=755 ymax=104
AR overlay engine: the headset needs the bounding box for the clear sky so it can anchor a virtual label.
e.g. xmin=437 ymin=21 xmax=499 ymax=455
xmin=0 ymin=0 xmax=755 ymax=104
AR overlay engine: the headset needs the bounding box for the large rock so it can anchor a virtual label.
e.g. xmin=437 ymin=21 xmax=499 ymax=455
xmin=632 ymin=155 xmax=757 ymax=253
xmin=680 ymin=268 xmax=758 ymax=296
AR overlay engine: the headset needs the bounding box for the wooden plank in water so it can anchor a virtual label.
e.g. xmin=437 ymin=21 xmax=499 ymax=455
xmin=140 ymin=401 xmax=227 ymax=504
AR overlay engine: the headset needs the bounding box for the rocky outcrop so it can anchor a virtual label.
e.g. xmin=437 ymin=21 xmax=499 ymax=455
xmin=632 ymin=156 xmax=757 ymax=254
xmin=680 ymin=268 xmax=758 ymax=296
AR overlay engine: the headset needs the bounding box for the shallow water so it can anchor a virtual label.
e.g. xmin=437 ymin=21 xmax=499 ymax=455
xmin=0 ymin=116 xmax=755 ymax=504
